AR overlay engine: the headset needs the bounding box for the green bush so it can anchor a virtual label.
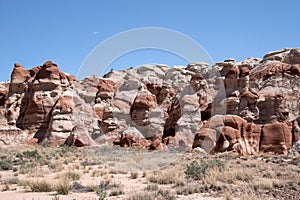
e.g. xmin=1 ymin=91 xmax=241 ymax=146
xmin=96 ymin=188 xmax=107 ymax=200
xmin=0 ymin=160 xmax=12 ymax=171
xmin=185 ymin=159 xmax=225 ymax=180
xmin=23 ymin=149 xmax=41 ymax=160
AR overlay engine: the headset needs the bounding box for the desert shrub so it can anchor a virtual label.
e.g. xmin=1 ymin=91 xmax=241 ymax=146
xmin=252 ymin=179 xmax=274 ymax=191
xmin=52 ymin=195 xmax=60 ymax=200
xmin=142 ymin=171 xmax=147 ymax=177
xmin=176 ymin=182 xmax=202 ymax=195
xmin=70 ymin=182 xmax=93 ymax=193
xmin=92 ymin=169 xmax=109 ymax=177
xmin=22 ymin=149 xmax=41 ymax=160
xmin=2 ymin=184 xmax=10 ymax=191
xmin=15 ymin=152 xmax=23 ymax=158
xmin=24 ymin=180 xmax=53 ymax=192
xmin=0 ymin=160 xmax=12 ymax=171
xmin=109 ymin=188 xmax=125 ymax=196
xmin=89 ymin=176 xmax=122 ymax=199
xmin=2 ymin=177 xmax=19 ymax=185
xmin=96 ymin=188 xmax=107 ymax=200
xmin=127 ymin=191 xmax=156 ymax=200
xmin=144 ymin=184 xmax=159 ymax=191
xmin=147 ymin=169 xmax=183 ymax=185
xmin=18 ymin=162 xmax=38 ymax=174
xmin=219 ymin=168 xmax=254 ymax=184
xmin=55 ymin=178 xmax=70 ymax=195
xmin=235 ymin=169 xmax=254 ymax=182
xmin=130 ymin=172 xmax=138 ymax=179
xmin=240 ymin=188 xmax=262 ymax=200
xmin=127 ymin=189 xmax=176 ymax=200
xmin=48 ymin=161 xmax=64 ymax=172
xmin=157 ymin=189 xmax=176 ymax=200
xmin=59 ymin=145 xmax=77 ymax=153
xmin=63 ymin=171 xmax=81 ymax=181
xmin=81 ymin=160 xmax=100 ymax=167
xmin=289 ymin=157 xmax=300 ymax=167
xmin=185 ymin=159 xmax=225 ymax=180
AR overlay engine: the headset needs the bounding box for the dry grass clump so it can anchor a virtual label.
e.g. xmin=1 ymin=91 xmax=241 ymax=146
xmin=147 ymin=167 xmax=184 ymax=185
xmin=239 ymin=188 xmax=263 ymax=200
xmin=130 ymin=171 xmax=138 ymax=179
xmin=91 ymin=168 xmax=109 ymax=177
xmin=87 ymin=175 xmax=124 ymax=199
xmin=176 ymin=182 xmax=202 ymax=195
xmin=109 ymin=187 xmax=125 ymax=196
xmin=62 ymin=170 xmax=81 ymax=181
xmin=54 ymin=178 xmax=70 ymax=195
xmin=48 ymin=161 xmax=64 ymax=172
xmin=184 ymin=159 xmax=225 ymax=184
xmin=21 ymin=179 xmax=53 ymax=192
xmin=19 ymin=177 xmax=71 ymax=195
xmin=2 ymin=177 xmax=19 ymax=185
xmin=144 ymin=184 xmax=159 ymax=191
xmin=217 ymin=168 xmax=254 ymax=184
xmin=128 ymin=189 xmax=176 ymax=200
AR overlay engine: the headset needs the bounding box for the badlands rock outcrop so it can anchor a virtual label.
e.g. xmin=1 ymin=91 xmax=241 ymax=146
xmin=0 ymin=48 xmax=299 ymax=155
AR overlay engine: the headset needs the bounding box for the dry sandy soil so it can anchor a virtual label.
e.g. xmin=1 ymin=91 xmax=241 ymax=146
xmin=0 ymin=145 xmax=299 ymax=200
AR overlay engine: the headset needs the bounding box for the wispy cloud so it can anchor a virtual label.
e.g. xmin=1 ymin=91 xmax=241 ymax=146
xmin=93 ymin=31 xmax=99 ymax=35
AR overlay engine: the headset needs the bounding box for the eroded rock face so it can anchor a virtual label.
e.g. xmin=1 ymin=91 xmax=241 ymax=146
xmin=193 ymin=114 xmax=296 ymax=155
xmin=1 ymin=61 xmax=96 ymax=146
xmin=131 ymin=90 xmax=157 ymax=127
xmin=0 ymin=88 xmax=8 ymax=107
xmin=0 ymin=48 xmax=299 ymax=155
xmin=260 ymin=122 xmax=293 ymax=154
xmin=192 ymin=115 xmax=261 ymax=155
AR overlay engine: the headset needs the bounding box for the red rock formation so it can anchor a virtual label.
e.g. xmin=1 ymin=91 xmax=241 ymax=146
xmin=10 ymin=63 xmax=30 ymax=84
xmin=145 ymin=83 xmax=181 ymax=141
xmin=0 ymin=48 xmax=299 ymax=154
xmin=193 ymin=115 xmax=262 ymax=155
xmin=260 ymin=122 xmax=293 ymax=154
xmin=130 ymin=90 xmax=157 ymax=126
xmin=96 ymin=79 xmax=116 ymax=100
xmin=3 ymin=61 xmax=89 ymax=146
xmin=192 ymin=128 xmax=217 ymax=152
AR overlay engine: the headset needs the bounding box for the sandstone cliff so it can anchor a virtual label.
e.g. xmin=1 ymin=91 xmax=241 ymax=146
xmin=0 ymin=48 xmax=299 ymax=155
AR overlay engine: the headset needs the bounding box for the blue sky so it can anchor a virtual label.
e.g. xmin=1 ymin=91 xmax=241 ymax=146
xmin=1 ymin=0 xmax=300 ymax=81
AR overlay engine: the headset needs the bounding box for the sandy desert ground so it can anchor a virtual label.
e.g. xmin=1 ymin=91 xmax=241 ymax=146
xmin=0 ymin=145 xmax=299 ymax=200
